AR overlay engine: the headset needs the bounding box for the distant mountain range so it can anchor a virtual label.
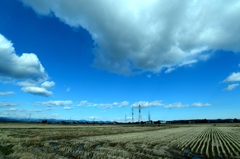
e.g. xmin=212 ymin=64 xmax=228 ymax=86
xmin=0 ymin=117 xmax=239 ymax=124
xmin=0 ymin=117 xmax=115 ymax=124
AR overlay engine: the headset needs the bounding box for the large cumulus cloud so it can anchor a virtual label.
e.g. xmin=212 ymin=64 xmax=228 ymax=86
xmin=21 ymin=0 xmax=240 ymax=74
xmin=0 ymin=34 xmax=54 ymax=96
xmin=0 ymin=34 xmax=46 ymax=80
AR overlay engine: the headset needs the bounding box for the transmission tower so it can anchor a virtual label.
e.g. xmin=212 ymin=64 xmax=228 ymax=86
xmin=28 ymin=113 xmax=31 ymax=121
xmin=148 ymin=111 xmax=151 ymax=122
xmin=138 ymin=104 xmax=142 ymax=123
xmin=132 ymin=107 xmax=134 ymax=123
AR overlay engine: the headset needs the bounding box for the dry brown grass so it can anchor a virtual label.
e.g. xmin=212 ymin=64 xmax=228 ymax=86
xmin=0 ymin=123 xmax=239 ymax=158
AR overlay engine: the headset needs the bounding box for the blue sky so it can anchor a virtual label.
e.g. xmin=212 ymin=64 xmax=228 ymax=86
xmin=0 ymin=0 xmax=240 ymax=122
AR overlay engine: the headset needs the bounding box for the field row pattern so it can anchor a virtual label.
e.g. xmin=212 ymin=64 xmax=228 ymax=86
xmin=1 ymin=126 xmax=240 ymax=158
xmin=171 ymin=127 xmax=240 ymax=158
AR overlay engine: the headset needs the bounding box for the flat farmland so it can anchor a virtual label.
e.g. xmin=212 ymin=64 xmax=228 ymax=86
xmin=0 ymin=123 xmax=240 ymax=159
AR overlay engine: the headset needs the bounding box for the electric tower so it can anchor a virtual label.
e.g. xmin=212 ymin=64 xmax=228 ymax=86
xmin=138 ymin=104 xmax=142 ymax=123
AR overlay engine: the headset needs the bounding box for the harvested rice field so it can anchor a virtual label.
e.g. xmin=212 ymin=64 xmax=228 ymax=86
xmin=0 ymin=123 xmax=240 ymax=159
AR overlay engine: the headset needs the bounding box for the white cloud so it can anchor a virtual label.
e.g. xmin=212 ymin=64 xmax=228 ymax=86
xmin=119 ymin=101 xmax=129 ymax=107
xmin=0 ymin=91 xmax=15 ymax=96
xmin=18 ymin=80 xmax=54 ymax=96
xmin=0 ymin=34 xmax=47 ymax=80
xmin=77 ymin=100 xmax=89 ymax=106
xmin=63 ymin=106 xmax=72 ymax=110
xmin=132 ymin=100 xmax=163 ymax=108
xmin=21 ymin=86 xmax=52 ymax=97
xmin=224 ymin=83 xmax=239 ymax=91
xmin=113 ymin=102 xmax=119 ymax=106
xmin=115 ymin=116 xmax=132 ymax=122
xmin=0 ymin=102 xmax=18 ymax=107
xmin=41 ymin=81 xmax=55 ymax=88
xmin=9 ymin=108 xmax=18 ymax=111
xmin=223 ymin=72 xmax=240 ymax=91
xmin=164 ymin=102 xmax=188 ymax=109
xmin=0 ymin=34 xmax=54 ymax=96
xmin=223 ymin=72 xmax=240 ymax=83
xmin=0 ymin=108 xmax=47 ymax=119
xmin=35 ymin=100 xmax=73 ymax=106
xmin=132 ymin=100 xmax=211 ymax=109
xmin=192 ymin=102 xmax=211 ymax=107
xmin=93 ymin=103 xmax=113 ymax=109
xmin=165 ymin=67 xmax=176 ymax=74
xmin=27 ymin=109 xmax=44 ymax=113
xmin=17 ymin=80 xmax=36 ymax=87
xmin=21 ymin=0 xmax=240 ymax=74
xmin=88 ymin=116 xmax=101 ymax=121
xmin=77 ymin=100 xmax=129 ymax=108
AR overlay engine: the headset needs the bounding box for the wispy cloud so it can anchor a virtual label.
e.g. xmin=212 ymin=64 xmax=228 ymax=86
xmin=77 ymin=100 xmax=88 ymax=106
xmin=223 ymin=72 xmax=240 ymax=83
xmin=41 ymin=81 xmax=55 ymax=88
xmin=165 ymin=102 xmax=188 ymax=109
xmin=0 ymin=91 xmax=15 ymax=96
xmin=92 ymin=103 xmax=114 ymax=109
xmin=77 ymin=100 xmax=212 ymax=109
xmin=114 ymin=116 xmax=132 ymax=122
xmin=114 ymin=101 xmax=129 ymax=107
xmin=0 ymin=108 xmax=46 ymax=119
xmin=88 ymin=116 xmax=101 ymax=121
xmin=63 ymin=106 xmax=72 ymax=110
xmin=224 ymin=83 xmax=239 ymax=91
xmin=223 ymin=72 xmax=240 ymax=91
xmin=192 ymin=102 xmax=211 ymax=107
xmin=35 ymin=100 xmax=73 ymax=107
xmin=26 ymin=109 xmax=45 ymax=113
xmin=77 ymin=100 xmax=129 ymax=108
xmin=131 ymin=101 xmax=187 ymax=109
xmin=165 ymin=67 xmax=176 ymax=74
xmin=8 ymin=108 xmax=18 ymax=111
xmin=132 ymin=101 xmax=163 ymax=108
xmin=0 ymin=102 xmax=18 ymax=107
xmin=132 ymin=100 xmax=211 ymax=109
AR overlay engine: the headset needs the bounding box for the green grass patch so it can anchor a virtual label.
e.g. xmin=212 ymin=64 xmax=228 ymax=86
xmin=0 ymin=145 xmax=13 ymax=155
